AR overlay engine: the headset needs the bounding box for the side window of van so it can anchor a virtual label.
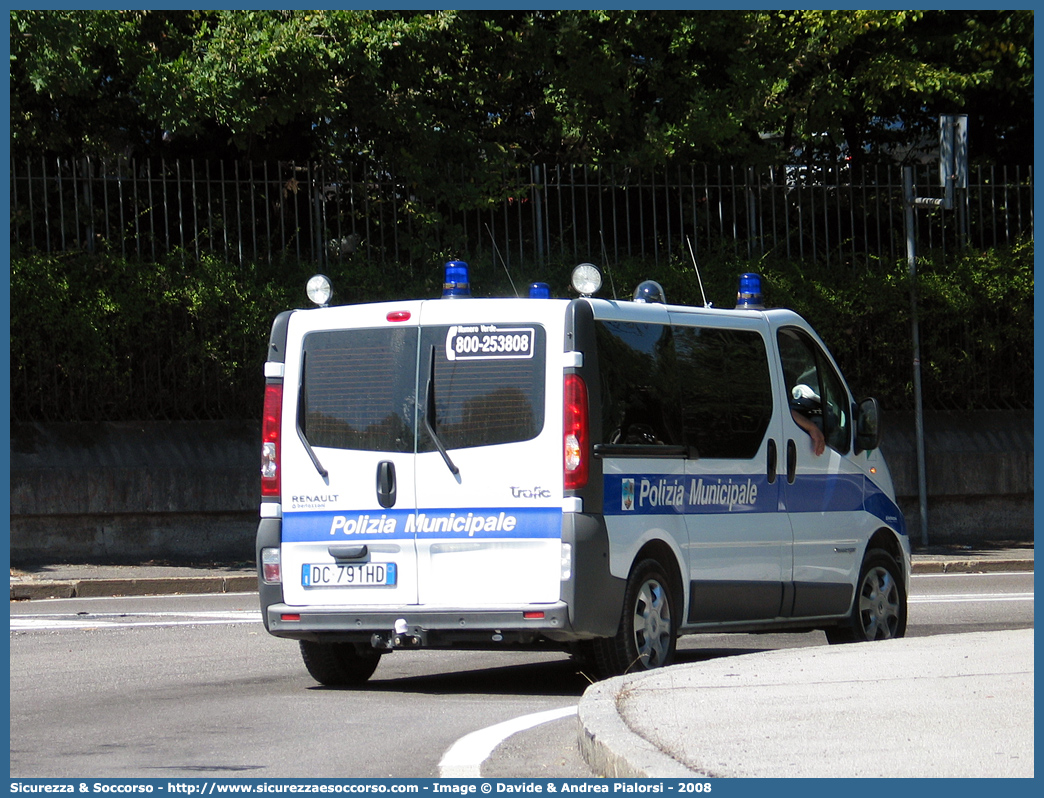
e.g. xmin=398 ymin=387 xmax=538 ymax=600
xmin=674 ymin=326 xmax=774 ymax=459
xmin=777 ymin=327 xmax=851 ymax=454
xmin=300 ymin=328 xmax=419 ymax=453
xmin=595 ymin=321 xmax=682 ymax=446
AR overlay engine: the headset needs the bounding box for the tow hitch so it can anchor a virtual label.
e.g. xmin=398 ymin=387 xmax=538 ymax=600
xmin=371 ymin=618 xmax=425 ymax=649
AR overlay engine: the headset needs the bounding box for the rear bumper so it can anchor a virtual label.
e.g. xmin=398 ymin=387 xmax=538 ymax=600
xmin=264 ymin=601 xmax=576 ymax=647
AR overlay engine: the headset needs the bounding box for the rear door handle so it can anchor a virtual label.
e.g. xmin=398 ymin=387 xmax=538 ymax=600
xmin=376 ymin=460 xmax=397 ymax=508
xmin=786 ymin=440 xmax=797 ymax=485
xmin=329 ymin=545 xmax=368 ymax=561
xmin=767 ymin=438 xmax=778 ymax=484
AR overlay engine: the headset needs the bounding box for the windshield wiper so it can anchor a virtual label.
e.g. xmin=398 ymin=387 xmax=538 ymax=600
xmin=424 ymin=346 xmax=460 ymax=478
xmin=297 ymin=352 xmax=329 ymax=481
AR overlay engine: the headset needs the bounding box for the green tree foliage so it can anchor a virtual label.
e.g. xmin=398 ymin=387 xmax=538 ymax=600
xmin=10 ymin=242 xmax=1033 ymax=422
xmin=11 ymin=9 xmax=1033 ymax=168
xmin=756 ymin=10 xmax=1035 ymax=165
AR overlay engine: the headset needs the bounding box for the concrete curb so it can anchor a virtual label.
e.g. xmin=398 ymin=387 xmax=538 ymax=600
xmin=910 ymin=558 xmax=1033 ymax=574
xmin=577 ymin=676 xmax=700 ymax=778
xmin=10 ymin=575 xmax=257 ymax=601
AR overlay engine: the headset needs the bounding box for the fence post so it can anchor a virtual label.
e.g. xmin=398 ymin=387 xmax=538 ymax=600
xmin=532 ymin=164 xmax=544 ymax=266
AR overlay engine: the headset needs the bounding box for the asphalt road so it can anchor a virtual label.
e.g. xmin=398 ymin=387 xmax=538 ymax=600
xmin=9 ymin=570 xmax=1033 ymax=779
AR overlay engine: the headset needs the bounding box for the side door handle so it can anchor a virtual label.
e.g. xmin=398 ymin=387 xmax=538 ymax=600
xmin=767 ymin=438 xmax=778 ymax=484
xmin=786 ymin=439 xmax=797 ymax=485
xmin=376 ymin=460 xmax=397 ymax=508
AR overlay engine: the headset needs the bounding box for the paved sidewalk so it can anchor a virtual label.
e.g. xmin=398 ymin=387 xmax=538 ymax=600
xmin=9 ymin=562 xmax=256 ymax=600
xmin=9 ymin=543 xmax=1032 ymax=601
xmin=578 ymin=628 xmax=1035 ymax=778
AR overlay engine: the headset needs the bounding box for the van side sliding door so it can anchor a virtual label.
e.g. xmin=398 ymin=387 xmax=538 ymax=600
xmin=670 ymin=314 xmax=791 ymax=625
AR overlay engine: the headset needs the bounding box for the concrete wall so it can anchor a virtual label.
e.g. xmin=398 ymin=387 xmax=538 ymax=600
xmin=883 ymin=410 xmax=1034 ymax=546
xmin=8 ymin=412 xmax=1033 ymax=566
xmin=11 ymin=421 xmax=259 ymax=565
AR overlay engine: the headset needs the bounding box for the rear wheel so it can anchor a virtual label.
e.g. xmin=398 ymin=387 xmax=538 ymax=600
xmin=592 ymin=559 xmax=677 ymax=678
xmin=299 ymin=640 xmax=382 ymax=686
xmin=826 ymin=548 xmax=907 ymax=643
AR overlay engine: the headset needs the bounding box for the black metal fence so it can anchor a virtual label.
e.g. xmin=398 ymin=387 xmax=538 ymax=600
xmin=9 ymin=156 xmax=1034 ymax=423
xmin=10 ymin=156 xmax=1034 ymax=273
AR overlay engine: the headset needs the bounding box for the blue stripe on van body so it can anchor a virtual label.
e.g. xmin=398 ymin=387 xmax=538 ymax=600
xmin=283 ymin=507 xmax=563 ymax=542
xmin=783 ymin=473 xmax=865 ymax=513
xmin=862 ymin=487 xmax=908 ymax=537
xmin=603 ymin=474 xmax=774 ymax=515
xmin=602 ymin=473 xmax=906 ymax=535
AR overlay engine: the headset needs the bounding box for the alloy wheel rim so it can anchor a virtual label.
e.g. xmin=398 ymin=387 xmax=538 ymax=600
xmin=633 ymin=578 xmax=672 ymax=667
xmin=858 ymin=565 xmax=900 ymax=640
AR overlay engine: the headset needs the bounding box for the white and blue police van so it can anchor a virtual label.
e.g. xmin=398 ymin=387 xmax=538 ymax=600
xmin=256 ymin=262 xmax=910 ymax=685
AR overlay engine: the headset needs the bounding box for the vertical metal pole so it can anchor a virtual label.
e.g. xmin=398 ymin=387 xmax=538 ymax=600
xmin=904 ymin=166 xmax=930 ymax=547
xmin=312 ymin=163 xmax=324 ymax=270
xmin=532 ymin=164 xmax=544 ymax=266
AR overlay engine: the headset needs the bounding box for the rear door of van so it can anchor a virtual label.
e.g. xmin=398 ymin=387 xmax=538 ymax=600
xmin=279 ymin=301 xmax=425 ymax=608
xmin=412 ymin=299 xmax=566 ymax=608
xmin=278 ymin=299 xmax=567 ymax=612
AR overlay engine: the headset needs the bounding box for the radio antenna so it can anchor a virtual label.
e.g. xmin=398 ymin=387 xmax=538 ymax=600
xmin=599 ymin=230 xmax=619 ymax=300
xmin=686 ymin=236 xmax=710 ymax=307
xmin=485 ymin=223 xmax=519 ymax=297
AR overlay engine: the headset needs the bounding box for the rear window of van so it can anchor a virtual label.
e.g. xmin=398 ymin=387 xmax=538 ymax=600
xmin=300 ymin=325 xmax=546 ymax=453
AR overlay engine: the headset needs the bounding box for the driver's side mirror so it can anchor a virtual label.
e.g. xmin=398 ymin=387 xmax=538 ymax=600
xmin=854 ymin=397 xmax=881 ymax=454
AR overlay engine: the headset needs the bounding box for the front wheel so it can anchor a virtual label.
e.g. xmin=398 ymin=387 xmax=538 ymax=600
xmin=826 ymin=548 xmax=907 ymax=644
xmin=299 ymin=640 xmax=382 ymax=686
xmin=591 ymin=559 xmax=677 ymax=678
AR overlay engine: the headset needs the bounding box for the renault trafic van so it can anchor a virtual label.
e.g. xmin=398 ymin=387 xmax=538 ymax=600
xmin=256 ymin=263 xmax=909 ymax=685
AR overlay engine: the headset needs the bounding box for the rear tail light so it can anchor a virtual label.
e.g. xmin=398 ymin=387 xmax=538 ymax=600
xmin=261 ymin=547 xmax=281 ymax=584
xmin=261 ymin=382 xmax=282 ymax=497
xmin=563 ymin=374 xmax=589 ymax=490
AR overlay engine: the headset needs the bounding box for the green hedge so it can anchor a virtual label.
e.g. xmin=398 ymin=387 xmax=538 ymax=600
xmin=10 ymin=240 xmax=1033 ymax=422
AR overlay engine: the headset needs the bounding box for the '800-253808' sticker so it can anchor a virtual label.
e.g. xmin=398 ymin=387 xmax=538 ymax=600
xmin=445 ymin=325 xmax=535 ymax=361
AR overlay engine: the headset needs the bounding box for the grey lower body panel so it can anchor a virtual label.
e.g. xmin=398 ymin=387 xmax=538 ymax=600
xmin=688 ymin=579 xmax=854 ymax=624
xmin=264 ymin=601 xmax=576 ymax=647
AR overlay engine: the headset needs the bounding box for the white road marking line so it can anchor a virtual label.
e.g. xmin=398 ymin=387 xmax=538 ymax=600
xmin=10 ymin=610 xmax=263 ymax=631
xmin=438 ymin=705 xmax=578 ymax=778
xmin=913 ymin=572 xmax=1031 ymax=578
xmin=909 ymin=593 xmax=1034 ymax=603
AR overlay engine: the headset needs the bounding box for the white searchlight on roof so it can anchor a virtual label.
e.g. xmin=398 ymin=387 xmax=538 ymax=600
xmin=571 ymin=263 xmax=602 ymax=297
xmin=306 ymin=274 xmax=333 ymax=307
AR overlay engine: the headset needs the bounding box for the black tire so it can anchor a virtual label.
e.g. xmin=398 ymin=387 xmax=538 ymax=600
xmin=299 ymin=640 xmax=382 ymax=686
xmin=591 ymin=559 xmax=677 ymax=678
xmin=826 ymin=548 xmax=907 ymax=644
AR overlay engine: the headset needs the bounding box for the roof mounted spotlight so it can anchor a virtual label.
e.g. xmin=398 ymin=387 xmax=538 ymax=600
xmin=632 ymin=280 xmax=666 ymax=304
xmin=306 ymin=274 xmax=334 ymax=307
xmin=735 ymin=272 xmax=765 ymax=309
xmin=571 ymin=263 xmax=602 ymax=297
